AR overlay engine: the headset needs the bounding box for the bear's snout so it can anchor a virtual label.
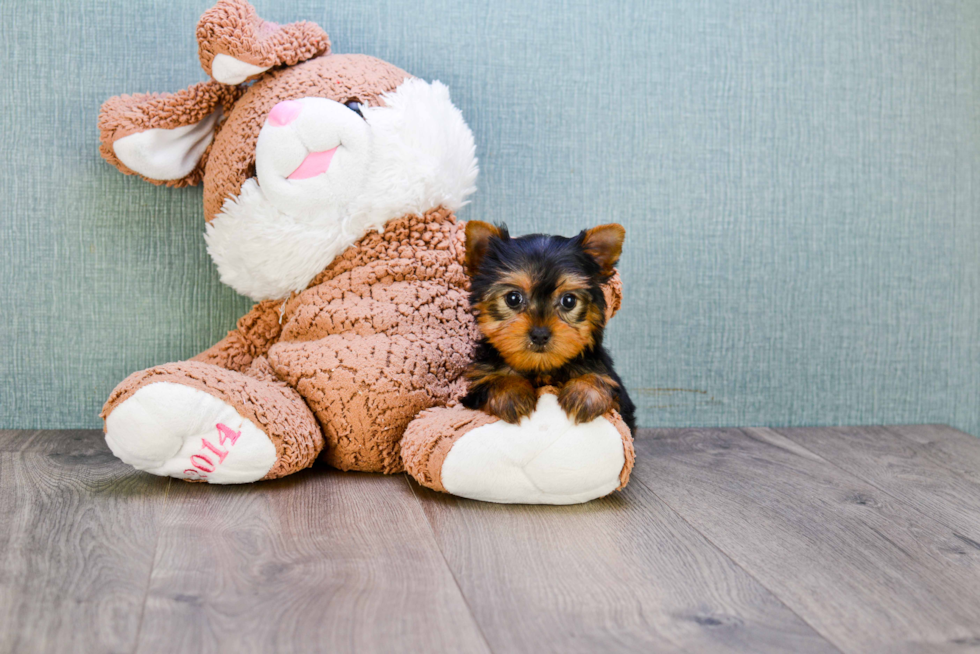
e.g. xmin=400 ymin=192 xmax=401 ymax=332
xmin=253 ymin=96 xmax=373 ymax=217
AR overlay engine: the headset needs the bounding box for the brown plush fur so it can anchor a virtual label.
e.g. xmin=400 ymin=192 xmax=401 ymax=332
xmin=196 ymin=0 xmax=330 ymax=79
xmin=101 ymin=359 xmax=322 ymax=480
xmin=402 ymin=386 xmax=636 ymax=494
xmin=108 ymin=208 xmax=480 ymax=475
xmin=97 ymin=0 xmax=634 ymax=492
xmin=97 ymin=82 xmax=243 ymax=187
xmin=98 ymin=53 xmax=408 ymax=220
xmin=201 ymin=53 xmax=408 ymax=222
xmin=400 ymin=405 xmax=499 ymax=493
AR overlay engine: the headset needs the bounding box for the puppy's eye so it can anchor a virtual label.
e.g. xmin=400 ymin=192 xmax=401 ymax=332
xmin=560 ymin=293 xmax=577 ymax=310
xmin=345 ymin=101 xmax=364 ymax=118
xmin=504 ymin=291 xmax=524 ymax=308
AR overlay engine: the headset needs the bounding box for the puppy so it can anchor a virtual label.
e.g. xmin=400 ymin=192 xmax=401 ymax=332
xmin=461 ymin=221 xmax=636 ymax=433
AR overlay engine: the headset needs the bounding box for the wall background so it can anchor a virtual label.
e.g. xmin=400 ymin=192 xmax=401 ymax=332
xmin=1 ymin=0 xmax=977 ymax=434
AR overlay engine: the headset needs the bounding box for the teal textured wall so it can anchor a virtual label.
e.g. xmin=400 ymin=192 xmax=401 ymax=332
xmin=1 ymin=0 xmax=978 ymax=433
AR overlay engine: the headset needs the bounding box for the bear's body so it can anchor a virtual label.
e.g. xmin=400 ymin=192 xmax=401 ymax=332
xmin=104 ymin=208 xmax=476 ymax=480
xmin=212 ymin=208 xmax=476 ymax=474
xmin=98 ymin=0 xmax=634 ymax=503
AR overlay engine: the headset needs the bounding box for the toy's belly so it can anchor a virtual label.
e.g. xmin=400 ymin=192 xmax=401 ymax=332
xmin=262 ymin=255 xmax=479 ymax=452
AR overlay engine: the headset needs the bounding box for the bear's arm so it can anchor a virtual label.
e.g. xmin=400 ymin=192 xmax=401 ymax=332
xmin=191 ymin=300 xmax=284 ymax=372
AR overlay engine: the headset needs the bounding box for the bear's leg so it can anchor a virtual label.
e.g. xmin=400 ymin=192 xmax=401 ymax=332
xmin=401 ymin=391 xmax=635 ymax=505
xmin=102 ymin=360 xmax=323 ymax=483
xmin=267 ymin=332 xmax=470 ymax=474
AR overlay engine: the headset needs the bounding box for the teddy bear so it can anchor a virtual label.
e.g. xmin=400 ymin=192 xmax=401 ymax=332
xmin=97 ymin=0 xmax=634 ymax=504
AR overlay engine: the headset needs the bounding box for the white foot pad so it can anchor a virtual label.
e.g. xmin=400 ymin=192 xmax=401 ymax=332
xmin=440 ymin=394 xmax=626 ymax=504
xmin=105 ymin=382 xmax=277 ymax=484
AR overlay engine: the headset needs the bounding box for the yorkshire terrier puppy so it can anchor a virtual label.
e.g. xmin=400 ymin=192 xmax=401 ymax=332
xmin=461 ymin=221 xmax=636 ymax=433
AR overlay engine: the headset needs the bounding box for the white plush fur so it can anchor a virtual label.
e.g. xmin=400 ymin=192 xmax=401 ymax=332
xmin=440 ymin=394 xmax=626 ymax=504
xmin=211 ymin=53 xmax=270 ymax=85
xmin=253 ymin=96 xmax=374 ymax=217
xmin=113 ymin=109 xmax=221 ymax=181
xmin=205 ymin=78 xmax=479 ymax=301
xmin=105 ymin=382 xmax=277 ymax=484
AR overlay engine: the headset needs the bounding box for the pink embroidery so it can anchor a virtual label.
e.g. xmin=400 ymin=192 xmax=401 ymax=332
xmin=200 ymin=437 xmax=229 ymax=463
xmin=183 ymin=423 xmax=242 ymax=481
xmin=190 ymin=454 xmax=215 ymax=473
xmin=216 ymin=423 xmax=241 ymax=446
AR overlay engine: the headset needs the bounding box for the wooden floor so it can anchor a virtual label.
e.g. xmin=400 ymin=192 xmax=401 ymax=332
xmin=2 ymin=426 xmax=980 ymax=653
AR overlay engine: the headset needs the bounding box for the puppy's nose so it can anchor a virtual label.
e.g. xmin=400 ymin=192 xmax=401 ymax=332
xmin=529 ymin=327 xmax=552 ymax=346
xmin=268 ymin=100 xmax=302 ymax=127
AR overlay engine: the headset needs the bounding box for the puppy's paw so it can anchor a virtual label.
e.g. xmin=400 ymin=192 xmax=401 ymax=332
xmin=558 ymin=374 xmax=618 ymax=424
xmin=485 ymin=377 xmax=538 ymax=424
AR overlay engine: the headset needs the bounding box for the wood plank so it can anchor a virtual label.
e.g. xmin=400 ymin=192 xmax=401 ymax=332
xmin=0 ymin=429 xmax=38 ymax=452
xmin=0 ymin=434 xmax=168 ymax=654
xmin=774 ymin=425 xmax=980 ymax=542
xmin=134 ymin=469 xmax=489 ymax=654
xmin=632 ymin=427 xmax=980 ymax=653
xmin=0 ymin=428 xmax=103 ymax=455
xmin=411 ymin=476 xmax=840 ymax=653
xmin=882 ymin=424 xmax=980 ymax=485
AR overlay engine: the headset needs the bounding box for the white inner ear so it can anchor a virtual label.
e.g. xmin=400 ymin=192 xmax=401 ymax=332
xmin=211 ymin=54 xmax=270 ymax=85
xmin=113 ymin=109 xmax=220 ymax=181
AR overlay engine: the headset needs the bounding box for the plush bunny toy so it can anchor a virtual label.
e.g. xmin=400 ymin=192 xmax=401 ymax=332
xmin=98 ymin=0 xmax=634 ymax=504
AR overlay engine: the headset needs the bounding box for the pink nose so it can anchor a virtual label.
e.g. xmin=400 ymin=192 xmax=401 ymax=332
xmin=267 ymin=100 xmax=302 ymax=127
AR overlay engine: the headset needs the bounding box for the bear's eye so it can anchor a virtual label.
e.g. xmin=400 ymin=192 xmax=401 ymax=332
xmin=345 ymin=101 xmax=364 ymax=118
xmin=504 ymin=291 xmax=524 ymax=309
xmin=560 ymin=293 xmax=577 ymax=310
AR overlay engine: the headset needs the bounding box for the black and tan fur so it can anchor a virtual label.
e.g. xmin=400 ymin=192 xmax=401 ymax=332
xmin=461 ymin=221 xmax=636 ymax=432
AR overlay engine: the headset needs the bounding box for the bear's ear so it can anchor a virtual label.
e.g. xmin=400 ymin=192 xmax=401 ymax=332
xmin=98 ymin=81 xmax=242 ymax=186
xmin=197 ymin=0 xmax=330 ymax=85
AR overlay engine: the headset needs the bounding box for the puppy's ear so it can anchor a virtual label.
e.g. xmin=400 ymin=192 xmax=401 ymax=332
xmin=464 ymin=221 xmax=503 ymax=276
xmin=581 ymin=223 xmax=625 ymax=276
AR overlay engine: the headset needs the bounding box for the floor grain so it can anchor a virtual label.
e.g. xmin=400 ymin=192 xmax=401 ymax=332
xmin=0 ymin=431 xmax=168 ymax=654
xmin=2 ymin=426 xmax=979 ymax=653
xmin=0 ymin=429 xmax=83 ymax=454
xmin=410 ymin=477 xmax=839 ymax=654
xmin=882 ymin=424 xmax=980 ymax=485
xmin=774 ymin=425 xmax=980 ymax=542
xmin=0 ymin=429 xmax=33 ymax=451
xmin=632 ymin=427 xmax=980 ymax=653
xmin=134 ymin=468 xmax=490 ymax=654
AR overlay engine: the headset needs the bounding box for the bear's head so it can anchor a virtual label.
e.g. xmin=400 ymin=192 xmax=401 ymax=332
xmin=99 ymin=0 xmax=478 ymax=302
